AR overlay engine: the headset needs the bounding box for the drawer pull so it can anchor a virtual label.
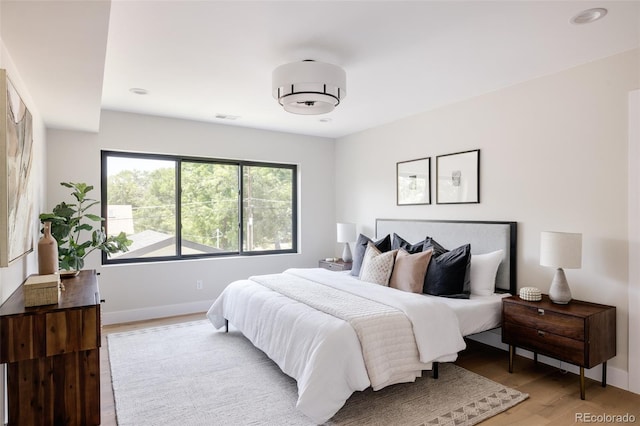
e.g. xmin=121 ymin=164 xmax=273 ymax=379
xmin=537 ymin=330 xmax=546 ymax=337
xmin=537 ymin=308 xmax=545 ymax=315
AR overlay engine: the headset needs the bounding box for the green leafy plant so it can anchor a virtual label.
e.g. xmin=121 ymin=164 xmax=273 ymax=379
xmin=39 ymin=182 xmax=132 ymax=271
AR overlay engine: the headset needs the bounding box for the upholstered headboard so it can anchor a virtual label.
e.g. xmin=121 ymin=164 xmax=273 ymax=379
xmin=375 ymin=219 xmax=517 ymax=294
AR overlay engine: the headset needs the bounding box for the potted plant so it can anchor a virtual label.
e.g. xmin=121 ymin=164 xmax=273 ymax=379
xmin=39 ymin=182 xmax=131 ymax=274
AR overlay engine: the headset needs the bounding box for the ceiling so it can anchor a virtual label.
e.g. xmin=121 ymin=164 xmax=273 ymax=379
xmin=1 ymin=1 xmax=639 ymax=139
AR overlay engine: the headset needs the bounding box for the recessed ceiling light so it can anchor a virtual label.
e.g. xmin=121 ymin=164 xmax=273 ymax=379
xmin=129 ymin=88 xmax=149 ymax=95
xmin=215 ymin=114 xmax=240 ymax=120
xmin=570 ymin=8 xmax=607 ymax=25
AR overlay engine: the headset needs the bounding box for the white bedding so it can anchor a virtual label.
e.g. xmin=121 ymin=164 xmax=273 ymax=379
xmin=251 ymin=272 xmax=426 ymax=391
xmin=306 ymin=270 xmax=509 ymax=337
xmin=421 ymin=292 xmax=510 ymax=336
xmin=207 ymin=267 xmax=466 ymax=423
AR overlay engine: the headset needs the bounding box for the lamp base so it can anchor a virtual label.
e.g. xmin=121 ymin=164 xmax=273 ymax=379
xmin=342 ymin=243 xmax=353 ymax=263
xmin=549 ymin=268 xmax=572 ymax=304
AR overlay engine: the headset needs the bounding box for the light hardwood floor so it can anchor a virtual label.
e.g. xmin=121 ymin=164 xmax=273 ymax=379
xmin=100 ymin=314 xmax=640 ymax=425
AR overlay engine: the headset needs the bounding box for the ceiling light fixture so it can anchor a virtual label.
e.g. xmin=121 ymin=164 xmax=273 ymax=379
xmin=272 ymin=60 xmax=346 ymax=115
xmin=570 ymin=8 xmax=607 ymax=24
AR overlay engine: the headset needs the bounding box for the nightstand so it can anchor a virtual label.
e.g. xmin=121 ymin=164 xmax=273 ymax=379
xmin=502 ymin=295 xmax=616 ymax=400
xmin=318 ymin=259 xmax=352 ymax=271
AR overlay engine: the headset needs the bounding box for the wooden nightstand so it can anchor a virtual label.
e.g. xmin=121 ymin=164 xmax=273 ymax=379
xmin=318 ymin=259 xmax=352 ymax=271
xmin=502 ymin=295 xmax=616 ymax=400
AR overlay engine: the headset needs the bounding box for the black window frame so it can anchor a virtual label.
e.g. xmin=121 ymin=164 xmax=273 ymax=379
xmin=100 ymin=150 xmax=298 ymax=265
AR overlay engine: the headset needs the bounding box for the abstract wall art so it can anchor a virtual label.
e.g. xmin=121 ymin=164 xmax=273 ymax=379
xmin=0 ymin=69 xmax=34 ymax=266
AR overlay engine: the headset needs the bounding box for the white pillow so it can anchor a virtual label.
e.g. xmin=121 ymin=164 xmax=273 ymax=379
xmin=470 ymin=249 xmax=504 ymax=296
xmin=359 ymin=242 xmax=398 ymax=286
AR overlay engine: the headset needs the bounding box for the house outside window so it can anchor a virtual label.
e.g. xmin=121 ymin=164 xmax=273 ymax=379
xmin=101 ymin=151 xmax=297 ymax=264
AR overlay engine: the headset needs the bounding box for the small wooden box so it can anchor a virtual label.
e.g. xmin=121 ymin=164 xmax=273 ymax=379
xmin=24 ymin=274 xmax=61 ymax=307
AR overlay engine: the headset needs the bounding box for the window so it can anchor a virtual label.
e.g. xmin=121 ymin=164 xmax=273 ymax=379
xmin=101 ymin=151 xmax=297 ymax=264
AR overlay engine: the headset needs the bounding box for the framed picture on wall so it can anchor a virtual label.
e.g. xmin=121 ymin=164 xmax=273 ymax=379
xmin=436 ymin=149 xmax=480 ymax=204
xmin=0 ymin=69 xmax=35 ymax=266
xmin=397 ymin=157 xmax=430 ymax=205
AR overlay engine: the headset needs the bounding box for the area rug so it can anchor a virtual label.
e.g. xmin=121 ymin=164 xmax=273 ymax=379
xmin=108 ymin=320 xmax=528 ymax=425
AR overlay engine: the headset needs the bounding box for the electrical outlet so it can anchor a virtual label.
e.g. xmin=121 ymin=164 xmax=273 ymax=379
xmin=196 ymin=280 xmax=203 ymax=290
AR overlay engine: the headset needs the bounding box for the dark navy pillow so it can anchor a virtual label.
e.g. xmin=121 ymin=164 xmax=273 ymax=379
xmin=425 ymin=237 xmax=447 ymax=257
xmin=350 ymin=234 xmax=391 ymax=276
xmin=423 ymin=239 xmax=471 ymax=298
xmin=391 ymin=233 xmax=427 ymax=254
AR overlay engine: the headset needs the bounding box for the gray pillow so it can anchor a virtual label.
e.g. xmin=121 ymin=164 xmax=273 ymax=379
xmin=350 ymin=234 xmax=391 ymax=276
xmin=391 ymin=233 xmax=428 ymax=254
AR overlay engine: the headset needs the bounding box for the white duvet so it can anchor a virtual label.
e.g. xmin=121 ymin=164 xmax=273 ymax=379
xmin=206 ymin=268 xmax=466 ymax=424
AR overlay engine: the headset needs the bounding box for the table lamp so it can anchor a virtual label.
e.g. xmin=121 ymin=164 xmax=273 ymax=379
xmin=540 ymin=231 xmax=582 ymax=304
xmin=336 ymin=223 xmax=356 ymax=262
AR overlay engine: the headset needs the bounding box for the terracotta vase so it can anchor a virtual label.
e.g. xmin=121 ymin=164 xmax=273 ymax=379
xmin=38 ymin=222 xmax=59 ymax=275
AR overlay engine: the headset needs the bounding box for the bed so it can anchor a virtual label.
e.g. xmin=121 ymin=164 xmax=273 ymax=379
xmin=207 ymin=219 xmax=517 ymax=423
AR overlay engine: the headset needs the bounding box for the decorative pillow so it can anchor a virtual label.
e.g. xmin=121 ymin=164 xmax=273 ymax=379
xmin=423 ymin=240 xmax=471 ymax=298
xmin=350 ymin=233 xmax=391 ymax=276
xmin=425 ymin=237 xmax=448 ymax=257
xmin=391 ymin=233 xmax=427 ymax=254
xmin=470 ymin=250 xmax=504 ymax=296
xmin=425 ymin=237 xmax=471 ymax=296
xmin=389 ymin=248 xmax=434 ymax=293
xmin=359 ymin=242 xmax=398 ymax=286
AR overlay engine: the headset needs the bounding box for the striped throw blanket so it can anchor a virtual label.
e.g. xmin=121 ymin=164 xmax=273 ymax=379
xmin=251 ymin=273 xmax=427 ymax=390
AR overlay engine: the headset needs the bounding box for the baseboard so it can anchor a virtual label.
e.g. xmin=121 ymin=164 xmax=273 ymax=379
xmin=467 ymin=329 xmax=630 ymax=392
xmin=102 ymin=300 xmax=214 ymax=325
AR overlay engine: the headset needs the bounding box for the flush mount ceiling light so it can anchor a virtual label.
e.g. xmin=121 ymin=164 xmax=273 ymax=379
xmin=272 ymin=60 xmax=346 ymax=115
xmin=570 ymin=8 xmax=607 ymax=24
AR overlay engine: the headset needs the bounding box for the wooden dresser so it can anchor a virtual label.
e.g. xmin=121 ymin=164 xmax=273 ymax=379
xmin=0 ymin=270 xmax=101 ymax=425
xmin=502 ymin=295 xmax=616 ymax=399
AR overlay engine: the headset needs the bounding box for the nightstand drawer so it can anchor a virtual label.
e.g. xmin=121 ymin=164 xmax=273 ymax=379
xmin=319 ymin=260 xmax=352 ymax=271
xmin=504 ymin=302 xmax=584 ymax=340
xmin=326 ymin=262 xmax=346 ymax=271
xmin=503 ymin=322 xmax=585 ymax=365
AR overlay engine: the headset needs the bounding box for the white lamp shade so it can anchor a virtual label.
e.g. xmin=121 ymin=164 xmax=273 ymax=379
xmin=540 ymin=231 xmax=582 ymax=269
xmin=336 ymin=222 xmax=356 ymax=243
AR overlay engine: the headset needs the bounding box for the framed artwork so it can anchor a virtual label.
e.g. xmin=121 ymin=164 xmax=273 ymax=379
xmin=0 ymin=69 xmax=34 ymax=266
xmin=436 ymin=149 xmax=480 ymax=204
xmin=397 ymin=157 xmax=430 ymax=205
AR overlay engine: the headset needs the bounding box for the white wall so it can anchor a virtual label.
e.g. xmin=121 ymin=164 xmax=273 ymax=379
xmin=46 ymin=110 xmax=336 ymax=323
xmin=628 ymin=89 xmax=640 ymax=393
xmin=335 ymin=49 xmax=640 ymax=383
